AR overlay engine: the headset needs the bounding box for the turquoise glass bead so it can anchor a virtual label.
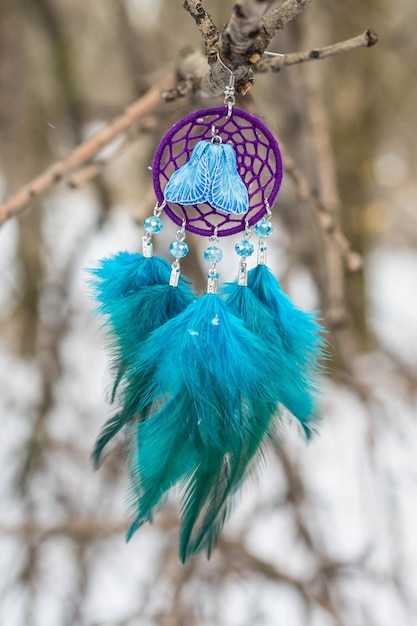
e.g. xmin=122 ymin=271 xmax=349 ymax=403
xmin=169 ymin=240 xmax=189 ymax=258
xmin=144 ymin=216 xmax=163 ymax=234
xmin=204 ymin=246 xmax=223 ymax=264
xmin=254 ymin=219 xmax=273 ymax=237
xmin=235 ymin=240 xmax=254 ymax=257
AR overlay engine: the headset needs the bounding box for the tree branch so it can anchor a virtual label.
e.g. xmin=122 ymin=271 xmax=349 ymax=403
xmin=0 ymin=1 xmax=378 ymax=226
xmin=218 ymin=535 xmax=343 ymax=620
xmin=207 ymin=0 xmax=276 ymax=95
xmin=223 ymin=0 xmax=275 ymax=57
xmin=262 ymin=0 xmax=313 ymax=38
xmin=0 ymin=520 xmax=127 ymax=541
xmin=179 ymin=2 xmax=378 ymax=98
xmin=281 ymin=146 xmax=363 ymax=272
xmin=182 ymin=0 xmax=219 ymax=58
xmin=178 ymin=0 xmax=315 ymax=97
xmin=67 ymin=115 xmax=158 ymax=189
xmin=0 ymin=82 xmax=169 ymax=226
xmin=255 ymin=29 xmax=379 ymax=72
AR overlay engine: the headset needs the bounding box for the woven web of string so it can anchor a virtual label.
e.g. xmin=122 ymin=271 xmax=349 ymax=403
xmin=152 ymin=108 xmax=283 ymax=237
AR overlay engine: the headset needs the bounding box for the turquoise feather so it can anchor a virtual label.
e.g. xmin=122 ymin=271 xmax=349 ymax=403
xmin=90 ymin=254 xmax=325 ymax=561
xmin=245 ymin=264 xmax=326 ymax=436
xmin=89 ymin=252 xmax=194 ymax=467
xmin=184 ymin=283 xmax=312 ymax=560
xmin=179 ymin=395 xmax=273 ymax=561
xmin=186 ymin=270 xmax=326 ymax=558
xmin=122 ymin=294 xmax=279 ymax=560
xmin=90 ymin=251 xmax=173 ymax=307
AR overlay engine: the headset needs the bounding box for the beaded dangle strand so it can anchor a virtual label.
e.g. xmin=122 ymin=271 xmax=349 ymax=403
xmin=235 ymin=222 xmax=255 ymax=287
xmin=169 ymin=220 xmax=189 ymax=287
xmin=254 ymin=202 xmax=273 ymax=266
xmin=204 ymin=230 xmax=222 ymax=294
xmin=142 ymin=201 xmax=165 ymax=258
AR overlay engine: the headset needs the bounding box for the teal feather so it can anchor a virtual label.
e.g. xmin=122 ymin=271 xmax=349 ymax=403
xmin=245 ymin=264 xmax=326 ymax=436
xmin=88 ymin=252 xmax=194 ymax=467
xmin=123 ymin=294 xmax=278 ymax=560
xmin=184 ymin=271 xmax=326 ymax=559
xmin=93 ymin=284 xmax=194 ymax=468
xmin=89 ymin=255 xmax=325 ymax=562
xmin=89 ymin=251 xmax=173 ymax=308
xmin=125 ymin=402 xmax=200 ymax=541
xmin=179 ymin=396 xmax=272 ymax=562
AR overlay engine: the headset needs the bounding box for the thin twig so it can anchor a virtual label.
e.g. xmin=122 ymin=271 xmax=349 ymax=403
xmin=262 ymin=0 xmax=313 ymax=37
xmin=67 ymin=115 xmax=158 ymax=189
xmin=0 ymin=82 xmax=170 ymax=226
xmin=282 ymin=147 xmax=363 ymax=272
xmin=0 ymin=520 xmax=127 ymax=541
xmin=255 ymin=30 xmax=379 ymax=72
xmin=166 ymin=28 xmax=378 ymax=99
xmin=218 ymin=535 xmax=342 ymax=620
xmin=0 ymin=512 xmax=178 ymax=542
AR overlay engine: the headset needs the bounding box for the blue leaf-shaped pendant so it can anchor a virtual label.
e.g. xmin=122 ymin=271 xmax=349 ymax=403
xmin=208 ymin=143 xmax=248 ymax=215
xmin=164 ymin=140 xmax=249 ymax=216
xmin=164 ymin=140 xmax=210 ymax=205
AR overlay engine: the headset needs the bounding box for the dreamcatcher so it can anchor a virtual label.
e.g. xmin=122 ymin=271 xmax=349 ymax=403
xmin=89 ymin=64 xmax=325 ymax=563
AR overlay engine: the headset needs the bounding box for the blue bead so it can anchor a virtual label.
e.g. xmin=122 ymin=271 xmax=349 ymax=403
xmin=144 ymin=216 xmax=163 ymax=234
xmin=169 ymin=241 xmax=189 ymax=258
xmin=254 ymin=219 xmax=273 ymax=237
xmin=203 ymin=246 xmax=223 ymax=264
xmin=235 ymin=240 xmax=254 ymax=257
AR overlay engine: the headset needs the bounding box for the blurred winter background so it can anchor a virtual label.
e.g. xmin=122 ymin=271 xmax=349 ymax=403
xmin=1 ymin=0 xmax=417 ymax=625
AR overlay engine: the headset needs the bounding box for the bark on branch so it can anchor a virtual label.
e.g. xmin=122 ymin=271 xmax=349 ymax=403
xmin=0 ymin=82 xmax=168 ymax=226
xmin=177 ymin=0 xmax=378 ymax=98
xmin=182 ymin=0 xmax=219 ymax=57
xmin=262 ymin=0 xmax=313 ymax=37
xmin=255 ymin=29 xmax=379 ymax=72
xmin=282 ymin=147 xmax=362 ymax=272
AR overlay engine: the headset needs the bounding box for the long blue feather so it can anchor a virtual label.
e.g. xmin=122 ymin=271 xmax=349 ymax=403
xmin=122 ymin=294 xmax=279 ymax=560
xmin=185 ymin=274 xmax=326 ymax=559
xmin=183 ymin=286 xmax=296 ymax=559
xmin=88 ymin=252 xmax=194 ymax=467
xmin=89 ymin=251 xmax=173 ymax=308
xmin=179 ymin=395 xmax=273 ymax=562
xmin=89 ymin=252 xmax=174 ymax=401
xmin=223 ymin=281 xmax=314 ymax=429
xmin=246 ymin=264 xmax=326 ymax=435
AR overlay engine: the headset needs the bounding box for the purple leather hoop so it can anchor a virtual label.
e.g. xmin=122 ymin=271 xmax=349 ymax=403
xmin=152 ymin=107 xmax=283 ymax=237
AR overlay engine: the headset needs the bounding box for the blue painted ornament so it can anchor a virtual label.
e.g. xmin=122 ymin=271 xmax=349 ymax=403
xmin=164 ymin=140 xmax=249 ymax=215
xmin=152 ymin=107 xmax=283 ymax=236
